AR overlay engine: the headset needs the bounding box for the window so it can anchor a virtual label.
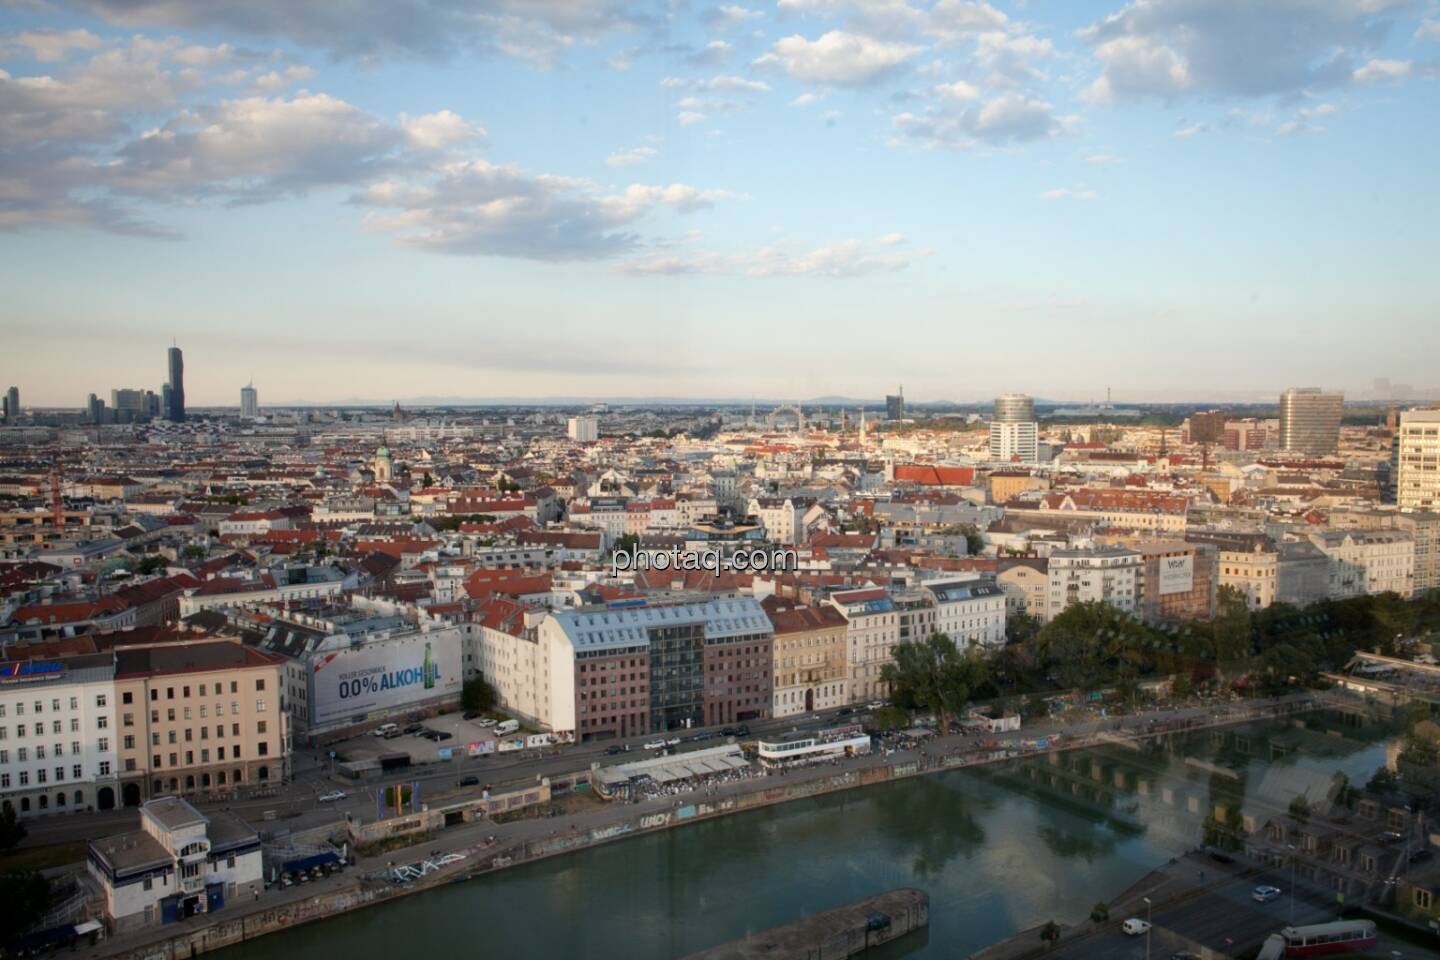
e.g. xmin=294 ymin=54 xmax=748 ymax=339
xmin=1418 ymin=889 xmax=1434 ymax=910
xmin=154 ymin=754 xmax=162 ymax=768
xmin=257 ymin=720 xmax=267 ymax=734
xmin=258 ymin=741 xmax=268 ymax=756
xmin=256 ymin=678 xmax=266 ymax=691
xmin=96 ymin=694 xmax=107 ymax=708
xmin=69 ymin=718 xmax=78 ymax=732
xmin=98 ymin=761 xmax=110 ymax=776
xmin=18 ymin=771 xmax=27 ymax=786
xmin=256 ymin=699 xmax=267 ymax=713
xmin=0 ymin=750 xmax=6 ymax=763
xmin=0 ymin=774 xmax=8 ymax=788
xmin=123 ymin=713 xmax=133 ymax=727
xmin=96 ymin=715 xmax=108 ymax=729
xmin=98 ymin=737 xmax=109 ymax=752
xmin=122 ymin=691 xmax=133 ymax=705
xmin=71 ymin=764 xmax=80 ymax=779
xmin=123 ymin=735 xmax=135 ymax=750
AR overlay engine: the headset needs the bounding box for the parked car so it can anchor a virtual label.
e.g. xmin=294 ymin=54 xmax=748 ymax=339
xmin=867 ymin=700 xmax=886 ymax=710
xmin=1252 ymin=885 xmax=1282 ymax=903
xmin=318 ymin=790 xmax=347 ymax=803
xmin=477 ymin=718 xmax=497 ymax=728
xmin=665 ymin=737 xmax=681 ymax=747
xmin=605 ymin=745 xmax=628 ymax=755
xmin=1411 ymin=848 xmax=1433 ymax=863
xmin=403 ymin=723 xmax=424 ymax=735
xmin=458 ymin=775 xmax=480 ymax=787
xmin=1207 ymin=849 xmax=1235 ymax=864
xmin=1380 ymin=831 xmax=1405 ymax=843
xmin=462 ymin=711 xmax=482 ymax=720
xmin=644 ymin=739 xmax=666 ymax=750
xmin=372 ymin=723 xmax=399 ymax=738
xmin=434 ymin=730 xmax=454 ymax=741
xmin=837 ymin=707 xmax=854 ymax=717
xmin=720 ymin=726 xmax=736 ymax=737
xmin=1122 ymin=918 xmax=1151 ymax=936
xmin=735 ymin=724 xmax=750 ymax=736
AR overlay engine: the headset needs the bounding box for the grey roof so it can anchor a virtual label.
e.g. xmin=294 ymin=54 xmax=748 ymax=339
xmin=551 ymin=597 xmax=771 ymax=654
xmin=142 ymin=795 xmax=208 ymax=832
xmin=90 ymin=830 xmax=172 ymax=875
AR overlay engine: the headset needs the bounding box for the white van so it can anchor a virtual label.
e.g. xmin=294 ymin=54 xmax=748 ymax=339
xmin=372 ymin=723 xmax=399 ymax=738
xmin=494 ymin=719 xmax=520 ymax=736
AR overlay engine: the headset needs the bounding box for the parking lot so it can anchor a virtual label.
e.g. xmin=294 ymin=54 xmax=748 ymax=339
xmin=330 ymin=710 xmax=531 ymax=766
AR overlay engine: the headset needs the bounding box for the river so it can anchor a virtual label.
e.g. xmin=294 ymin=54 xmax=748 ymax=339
xmin=216 ymin=707 xmax=1399 ymax=959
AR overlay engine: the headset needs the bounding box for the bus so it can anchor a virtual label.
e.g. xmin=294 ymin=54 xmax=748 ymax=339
xmin=1257 ymin=920 xmax=1377 ymax=958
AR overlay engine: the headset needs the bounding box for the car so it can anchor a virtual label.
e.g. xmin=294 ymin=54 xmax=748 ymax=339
xmin=1380 ymin=831 xmax=1405 ymax=843
xmin=477 ymin=718 xmax=497 ymax=728
xmin=403 ymin=723 xmax=424 ymax=735
xmin=434 ymin=730 xmax=454 ymax=741
xmin=868 ymin=701 xmax=886 ymax=710
xmin=1411 ymin=848 xmax=1433 ymax=863
xmin=318 ymin=790 xmax=347 ymax=803
xmin=665 ymin=737 xmax=681 ymax=747
xmin=1207 ymin=850 xmax=1235 ymax=864
xmin=1121 ymin=918 xmax=1151 ymax=936
xmin=735 ymin=724 xmax=750 ymax=736
xmin=462 ymin=711 xmax=481 ymax=720
xmin=458 ymin=775 xmax=480 ymax=787
xmin=605 ymin=745 xmax=628 ymax=755
xmin=837 ymin=707 xmax=854 ymax=717
xmin=720 ymin=726 xmax=736 ymax=737
xmin=1252 ymin=885 xmax=1282 ymax=903
xmin=644 ymin=739 xmax=666 ymax=750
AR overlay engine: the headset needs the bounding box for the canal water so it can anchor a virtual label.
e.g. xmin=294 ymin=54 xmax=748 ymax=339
xmin=218 ymin=708 xmax=1399 ymax=959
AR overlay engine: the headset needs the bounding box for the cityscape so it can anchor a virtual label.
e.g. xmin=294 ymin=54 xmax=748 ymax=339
xmin=3 ymin=1 xmax=1440 ymax=959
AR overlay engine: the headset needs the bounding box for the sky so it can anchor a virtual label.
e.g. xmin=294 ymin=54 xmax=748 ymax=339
xmin=1 ymin=0 xmax=1437 ymax=407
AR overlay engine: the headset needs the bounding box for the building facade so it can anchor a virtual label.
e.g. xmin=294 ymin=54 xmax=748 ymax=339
xmin=830 ymin=588 xmax=899 ymax=703
xmin=1279 ymin=387 xmax=1342 ymax=456
xmin=1397 ymin=409 xmax=1440 ymax=511
xmin=989 ymin=394 xmax=1038 ymax=463
xmin=766 ymin=603 xmax=849 ymax=718
xmin=1045 ymin=547 xmax=1142 ymax=621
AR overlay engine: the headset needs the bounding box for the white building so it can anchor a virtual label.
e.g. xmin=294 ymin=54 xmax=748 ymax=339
xmin=990 ymin=393 xmax=1039 ymax=463
xmin=239 ymin=383 xmax=259 ymax=420
xmin=1397 ymin=409 xmax=1440 ymax=511
xmin=1308 ymin=530 xmax=1415 ymax=598
xmin=1045 ymin=547 xmax=1142 ymax=621
xmin=922 ymin=578 xmax=1007 ymax=648
xmin=567 ymin=416 xmax=599 ymax=442
xmin=748 ymin=497 xmax=810 ymax=545
xmin=830 ymin=588 xmax=900 ymax=703
xmin=87 ymin=796 xmax=262 ymax=932
xmin=0 ymin=654 xmax=119 ymax=817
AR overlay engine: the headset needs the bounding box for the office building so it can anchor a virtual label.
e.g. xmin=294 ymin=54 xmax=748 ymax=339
xmin=886 ymin=388 xmax=904 ymax=421
xmin=766 ymin=602 xmax=850 ymax=717
xmin=110 ymin=389 xmax=150 ymax=422
xmin=167 ymin=346 xmax=185 ymax=422
xmin=1397 ymin=409 xmax=1440 ymax=510
xmin=1279 ymin=387 xmax=1343 ymax=456
xmin=567 ymin=415 xmax=598 ymax=442
xmin=830 ymin=588 xmax=900 ymax=703
xmin=3 ymin=386 xmax=18 ymax=422
xmin=87 ymin=393 xmax=105 ymax=424
xmin=87 ymin=796 xmax=261 ymax=932
xmin=990 ymin=393 xmax=1038 ymax=463
xmin=240 ymin=383 xmax=259 ymax=420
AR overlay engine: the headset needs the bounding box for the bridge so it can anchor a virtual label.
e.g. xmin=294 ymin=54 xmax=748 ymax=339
xmin=765 ymin=404 xmax=805 ymax=431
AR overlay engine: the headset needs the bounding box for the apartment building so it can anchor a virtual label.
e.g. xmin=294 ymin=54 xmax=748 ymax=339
xmin=922 ymin=578 xmax=1007 ymax=647
xmin=996 ymin=558 xmax=1048 ymax=619
xmin=830 ymin=588 xmax=899 ymax=703
xmin=766 ymin=602 xmax=849 ymax=718
xmin=0 ymin=654 xmax=119 ymax=817
xmin=1105 ymin=540 xmax=1218 ymax=624
xmin=114 ymin=641 xmax=290 ymax=804
xmin=1308 ymin=530 xmax=1415 ymax=599
xmin=1045 ymin=547 xmax=1142 ymax=621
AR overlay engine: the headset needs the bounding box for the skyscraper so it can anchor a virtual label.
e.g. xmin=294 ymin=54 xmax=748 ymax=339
xmin=989 ymin=393 xmax=1038 ymax=463
xmin=1279 ymin=387 xmax=1342 ymax=456
xmin=167 ymin=346 xmax=185 ymax=421
xmin=3 ymin=386 xmax=18 ymax=422
xmin=885 ymin=387 xmax=904 ymax=421
xmin=240 ymin=382 xmax=259 ymax=420
xmin=1397 ymin=409 xmax=1440 ymax=510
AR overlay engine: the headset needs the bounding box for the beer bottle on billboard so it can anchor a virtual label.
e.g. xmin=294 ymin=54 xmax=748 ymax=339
xmin=423 ymin=641 xmax=436 ymax=689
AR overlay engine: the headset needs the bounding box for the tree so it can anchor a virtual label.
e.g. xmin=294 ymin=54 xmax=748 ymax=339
xmin=1089 ymin=901 xmax=1110 ymax=923
xmin=867 ymin=705 xmax=910 ymax=733
xmin=610 ymin=533 xmax=640 ymax=558
xmin=135 ymin=555 xmax=169 ymax=576
xmin=1005 ymin=609 xmax=1042 ymax=646
xmin=1213 ymin=585 xmax=1254 ymax=672
xmin=421 ymin=471 xmax=434 ymax=489
xmin=1288 ymin=793 xmax=1312 ymax=823
xmin=0 ymin=871 xmax=52 ymax=944
xmin=0 ymin=801 xmax=26 ymax=852
xmin=1030 ymin=602 xmax=1152 ymax=692
xmin=462 ymin=678 xmax=497 ymax=715
xmin=880 ymin=632 xmax=989 ymax=731
xmin=1040 ymin=920 xmax=1061 ymax=949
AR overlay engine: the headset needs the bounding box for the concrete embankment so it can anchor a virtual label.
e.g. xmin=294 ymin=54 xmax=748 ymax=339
xmin=681 ymin=888 xmax=929 ymax=960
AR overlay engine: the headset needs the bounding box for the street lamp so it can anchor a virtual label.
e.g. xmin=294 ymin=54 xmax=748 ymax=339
xmin=1143 ymin=896 xmax=1152 ymax=960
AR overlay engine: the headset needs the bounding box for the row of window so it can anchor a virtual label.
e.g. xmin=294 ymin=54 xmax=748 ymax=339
xmin=0 ymin=694 xmax=97 ymax=716
xmin=1 ymin=741 xmax=100 ymax=762
xmin=0 ymin=717 xmax=92 ymax=738
xmin=1 ymin=763 xmax=107 ymax=787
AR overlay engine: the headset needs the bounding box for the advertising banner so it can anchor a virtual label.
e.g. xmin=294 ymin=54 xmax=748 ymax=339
xmin=309 ymin=629 xmax=463 ymax=726
xmin=1158 ymin=555 xmax=1195 ymax=595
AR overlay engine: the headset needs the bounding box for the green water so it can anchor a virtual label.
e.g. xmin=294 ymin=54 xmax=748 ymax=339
xmin=217 ymin=708 xmax=1399 ymax=959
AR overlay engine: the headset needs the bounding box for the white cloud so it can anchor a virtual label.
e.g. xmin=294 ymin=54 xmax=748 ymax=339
xmin=1084 ymin=152 xmax=1120 ymax=165
xmin=1040 ymin=187 xmax=1097 ymax=201
xmin=877 ymin=232 xmax=906 ymax=245
xmin=251 ymin=64 xmax=316 ymax=92
xmin=606 ymin=145 xmax=658 ymax=166
xmin=1418 ymin=19 xmax=1440 ymax=42
xmin=687 ymin=40 xmax=734 ymax=67
xmin=893 ymin=92 xmax=1069 ymax=149
xmin=1353 ymin=58 xmax=1412 ymax=83
xmin=790 ymin=91 xmax=823 ymax=106
xmin=934 ymin=79 xmax=980 ymax=100
xmin=1173 ymin=122 xmax=1207 ymax=138
xmin=754 ymin=30 xmax=921 ymax=86
xmin=711 ymin=5 xmax=764 ymax=27
xmin=1080 ymin=0 xmax=1406 ymax=102
xmin=402 ymin=109 xmax=485 ymax=150
xmin=8 ymin=28 xmax=104 ymax=62
xmin=622 ymin=237 xmax=915 ymax=277
xmin=357 ymin=163 xmax=737 ymax=260
xmin=665 ymin=74 xmax=770 ymax=93
xmin=926 ymin=0 xmax=1009 ymax=42
xmin=677 ymin=110 xmax=707 ymax=124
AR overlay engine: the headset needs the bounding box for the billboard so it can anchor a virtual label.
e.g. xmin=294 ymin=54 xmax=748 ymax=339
xmin=1158 ymin=555 xmax=1194 ymax=595
xmin=308 ymin=629 xmax=463 ymax=726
